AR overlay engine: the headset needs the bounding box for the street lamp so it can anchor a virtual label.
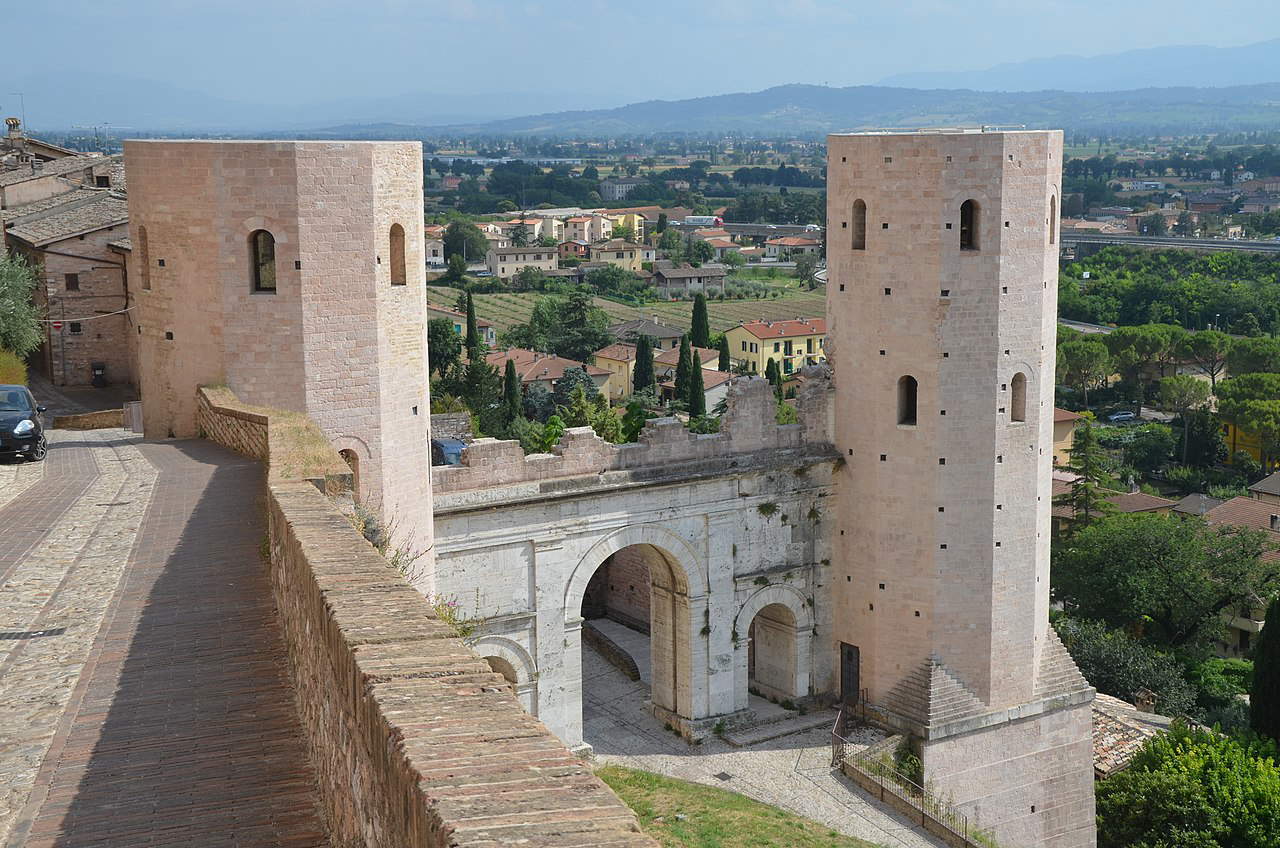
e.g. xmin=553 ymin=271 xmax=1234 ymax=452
xmin=1215 ymin=313 xmax=1221 ymax=331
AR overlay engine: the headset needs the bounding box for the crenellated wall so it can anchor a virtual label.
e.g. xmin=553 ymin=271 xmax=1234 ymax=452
xmin=434 ymin=372 xmax=832 ymax=498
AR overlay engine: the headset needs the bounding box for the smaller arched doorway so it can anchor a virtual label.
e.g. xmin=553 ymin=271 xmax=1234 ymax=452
xmin=337 ymin=449 xmax=360 ymax=501
xmin=748 ymin=603 xmax=800 ymax=703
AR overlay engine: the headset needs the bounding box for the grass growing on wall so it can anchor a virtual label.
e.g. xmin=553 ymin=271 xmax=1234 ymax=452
xmin=595 ymin=765 xmax=887 ymax=848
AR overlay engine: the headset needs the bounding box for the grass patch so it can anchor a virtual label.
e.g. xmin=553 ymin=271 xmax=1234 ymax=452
xmin=201 ymin=386 xmax=348 ymax=483
xmin=596 ymin=765 xmax=887 ymax=848
xmin=0 ymin=349 xmax=27 ymax=385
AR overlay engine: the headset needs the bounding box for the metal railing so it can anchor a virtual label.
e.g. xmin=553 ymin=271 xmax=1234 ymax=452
xmin=830 ymin=692 xmax=991 ymax=848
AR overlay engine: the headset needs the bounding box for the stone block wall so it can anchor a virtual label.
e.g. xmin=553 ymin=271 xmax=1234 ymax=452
xmin=51 ymin=408 xmax=126 ymax=430
xmin=434 ymin=373 xmax=831 ymax=496
xmin=205 ymin=387 xmax=655 ymax=847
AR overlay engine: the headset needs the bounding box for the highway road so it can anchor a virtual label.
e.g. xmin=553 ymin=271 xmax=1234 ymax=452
xmin=1062 ymin=232 xmax=1280 ymax=254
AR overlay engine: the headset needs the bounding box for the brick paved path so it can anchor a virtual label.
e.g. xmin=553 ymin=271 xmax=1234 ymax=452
xmin=1 ymin=433 xmax=328 ymax=847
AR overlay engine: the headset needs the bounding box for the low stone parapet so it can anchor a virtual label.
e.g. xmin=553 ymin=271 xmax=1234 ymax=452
xmin=51 ymin=408 xmax=125 ymax=429
xmin=203 ymin=386 xmax=656 ymax=847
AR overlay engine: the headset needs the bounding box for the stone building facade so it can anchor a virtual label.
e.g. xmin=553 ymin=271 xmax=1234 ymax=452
xmin=825 ymin=129 xmax=1095 ymax=848
xmin=124 ymin=140 xmax=435 ymax=569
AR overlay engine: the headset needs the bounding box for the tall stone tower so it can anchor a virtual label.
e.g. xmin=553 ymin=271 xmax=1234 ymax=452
xmin=125 ymin=141 xmax=434 ymax=574
xmin=826 ymin=129 xmax=1095 ymax=847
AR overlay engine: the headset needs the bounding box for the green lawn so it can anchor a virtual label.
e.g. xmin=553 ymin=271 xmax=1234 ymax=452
xmin=597 ymin=765 xmax=886 ymax=848
xmin=426 ymin=286 xmax=827 ymax=336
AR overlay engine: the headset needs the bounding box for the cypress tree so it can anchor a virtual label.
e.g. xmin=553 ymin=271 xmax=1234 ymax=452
xmin=633 ymin=335 xmax=655 ymax=395
xmin=765 ymin=358 xmax=783 ymax=402
xmin=1253 ymin=597 xmax=1280 ymax=741
xmin=465 ymin=291 xmax=480 ymax=359
xmin=687 ymin=358 xmax=706 ymax=417
xmin=674 ymin=335 xmax=692 ymax=403
xmin=717 ymin=335 xmax=731 ymax=371
xmin=503 ymin=359 xmax=521 ymax=423
xmin=690 ymin=293 xmax=711 ymax=348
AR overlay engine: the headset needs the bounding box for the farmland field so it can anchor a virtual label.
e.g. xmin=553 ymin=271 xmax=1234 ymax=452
xmin=425 ymin=286 xmax=826 ymax=336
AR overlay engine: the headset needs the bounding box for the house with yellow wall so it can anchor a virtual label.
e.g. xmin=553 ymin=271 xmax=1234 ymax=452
xmin=725 ymin=318 xmax=826 ymax=375
xmin=592 ymin=343 xmax=637 ymax=401
xmin=1223 ymin=421 xmax=1280 ymax=472
xmin=1053 ymin=408 xmax=1082 ymax=466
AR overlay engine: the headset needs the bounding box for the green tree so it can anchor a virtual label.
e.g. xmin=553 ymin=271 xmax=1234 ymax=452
xmin=794 ymin=253 xmax=819 ymax=289
xmin=1105 ymin=325 xmax=1166 ymax=413
xmin=674 ymin=335 xmax=692 ymax=401
xmin=658 ymin=228 xmax=681 ymax=252
xmin=655 ymin=212 xmax=668 ymax=233
xmin=1160 ymin=375 xmax=1213 ymax=464
xmin=1218 ymin=373 xmax=1280 ymax=466
xmin=462 ymin=359 xmax=503 ymax=435
xmin=464 ymin=292 xmax=482 ymax=359
xmin=443 ymin=220 xmax=488 ymax=263
xmin=551 ymin=365 xmax=600 ymax=410
xmin=764 ymin=358 xmax=783 ymax=402
xmin=559 ymin=384 xmax=595 ymax=427
xmin=1139 ymin=212 xmax=1168 ymax=236
xmin=717 ymin=335 xmax=731 ymax=372
xmin=590 ymin=393 xmax=623 ymax=443
xmin=1181 ymin=409 xmax=1229 ymax=468
xmin=0 ymin=253 xmax=43 ymax=358
xmin=512 ymin=266 xmax=547 ymax=291
xmin=1228 ymin=336 xmax=1280 ymax=376
xmin=687 ymin=359 xmax=706 ymax=417
xmin=511 ymin=217 xmax=530 ymax=248
xmin=1253 ymin=597 xmax=1280 ymax=742
xmin=1122 ymin=423 xmax=1177 ymax=474
xmin=690 ymin=293 xmax=711 ymax=348
xmin=1057 ymin=338 xmax=1111 ymax=410
xmin=1096 ymin=723 xmax=1280 ymax=848
xmin=444 ymin=253 xmax=467 ymax=283
xmin=633 ymin=335 xmax=655 ymax=395
xmin=1054 ymin=616 xmax=1197 ymax=717
xmin=502 ymin=359 xmax=521 ymax=423
xmin=427 ymin=318 xmax=463 ymax=376
xmin=1180 ymin=330 xmax=1232 ymax=392
xmin=1235 ymin=312 xmax=1264 ymax=337
xmin=687 ymin=238 xmax=714 ymax=266
xmin=1151 ymin=323 xmax=1189 ymax=378
xmin=556 ymin=290 xmax=614 ymax=362
xmin=721 ymin=250 xmax=746 ymax=269
xmin=1055 ymin=419 xmax=1115 ymax=526
xmin=1053 ymin=512 xmax=1277 ymax=654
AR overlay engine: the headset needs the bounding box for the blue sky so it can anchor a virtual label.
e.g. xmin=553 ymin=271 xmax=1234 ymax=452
xmin=7 ymin=0 xmax=1280 ymax=122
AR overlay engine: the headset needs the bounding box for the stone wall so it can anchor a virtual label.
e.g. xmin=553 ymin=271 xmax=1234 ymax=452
xmin=202 ymin=387 xmax=655 ymax=847
xmin=196 ymin=388 xmax=268 ymax=461
xmin=434 ymin=373 xmax=831 ymax=497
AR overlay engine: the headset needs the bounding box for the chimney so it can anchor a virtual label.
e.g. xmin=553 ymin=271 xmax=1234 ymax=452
xmin=1271 ymin=514 xmax=1279 ymax=531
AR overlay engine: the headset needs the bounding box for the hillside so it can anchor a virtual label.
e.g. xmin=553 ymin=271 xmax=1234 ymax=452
xmin=430 ymin=82 xmax=1280 ymax=137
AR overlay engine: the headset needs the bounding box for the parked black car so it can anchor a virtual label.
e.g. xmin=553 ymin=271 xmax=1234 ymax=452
xmin=0 ymin=385 xmax=47 ymax=462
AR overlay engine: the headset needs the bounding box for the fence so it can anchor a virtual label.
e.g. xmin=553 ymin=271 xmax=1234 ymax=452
xmin=831 ymin=692 xmax=992 ymax=848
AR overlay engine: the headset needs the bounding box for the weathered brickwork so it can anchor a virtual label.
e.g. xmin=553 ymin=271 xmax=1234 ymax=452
xmin=196 ymin=388 xmax=268 ymax=461
xmin=203 ymin=385 xmax=656 ymax=847
xmin=826 ymin=130 xmax=1095 ymax=847
xmin=125 ymin=140 xmax=434 ymax=573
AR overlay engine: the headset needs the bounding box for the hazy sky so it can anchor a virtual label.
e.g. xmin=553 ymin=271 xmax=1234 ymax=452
xmin=9 ymin=0 xmax=1280 ymax=110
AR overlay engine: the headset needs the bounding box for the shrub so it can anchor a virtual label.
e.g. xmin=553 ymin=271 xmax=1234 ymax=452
xmin=1054 ymin=616 xmax=1197 ymax=717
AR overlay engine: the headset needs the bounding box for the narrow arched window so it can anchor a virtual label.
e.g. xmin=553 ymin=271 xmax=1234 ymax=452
xmin=250 ymin=230 xmax=276 ymax=292
xmin=389 ymin=223 xmax=406 ymax=285
xmin=1010 ymin=372 xmax=1027 ymax=422
xmin=136 ymin=225 xmax=151 ymax=291
xmin=960 ymin=200 xmax=979 ymax=250
xmin=851 ymin=199 xmax=866 ymax=250
xmin=1048 ymin=195 xmax=1057 ymax=245
xmin=897 ymin=375 xmax=918 ymax=425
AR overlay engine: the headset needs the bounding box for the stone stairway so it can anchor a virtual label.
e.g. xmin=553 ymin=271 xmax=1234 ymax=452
xmin=1034 ymin=629 xmax=1091 ymax=700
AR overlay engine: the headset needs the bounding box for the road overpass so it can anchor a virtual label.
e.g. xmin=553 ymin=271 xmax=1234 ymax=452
xmin=669 ymin=221 xmax=824 ymax=239
xmin=1061 ymin=232 xmax=1280 ymax=256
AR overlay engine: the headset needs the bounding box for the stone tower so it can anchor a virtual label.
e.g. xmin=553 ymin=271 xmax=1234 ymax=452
xmin=125 ymin=141 xmax=434 ymax=574
xmin=826 ymin=129 xmax=1095 ymax=847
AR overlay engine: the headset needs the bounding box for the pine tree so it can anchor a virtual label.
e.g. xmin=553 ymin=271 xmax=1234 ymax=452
xmin=1253 ymin=596 xmax=1280 ymax=742
xmin=717 ymin=335 xmax=731 ymax=371
xmin=633 ymin=335 xmax=655 ymax=395
xmin=503 ymin=359 xmax=521 ymax=423
xmin=691 ymin=294 xmax=711 ymax=348
xmin=765 ymin=358 xmax=783 ymax=402
xmin=465 ymin=291 xmax=481 ymax=360
xmin=687 ymin=359 xmax=706 ymax=417
xmin=1055 ymin=420 xmax=1115 ymax=527
xmin=674 ymin=335 xmax=692 ymax=402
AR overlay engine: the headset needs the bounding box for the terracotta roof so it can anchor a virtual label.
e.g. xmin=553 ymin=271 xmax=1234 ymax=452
xmin=593 ymin=239 xmax=645 ymax=250
xmin=737 ymin=318 xmax=826 ymax=339
xmin=1249 ymin=471 xmax=1280 ymax=498
xmin=765 ymin=236 xmax=821 ymax=247
xmin=5 ymin=192 xmax=129 ymax=247
xmin=1205 ymin=497 xmax=1280 ymax=559
xmin=1054 ymin=408 xmax=1083 ymax=423
xmin=655 ymin=346 xmax=718 ymax=367
xmin=489 ymin=246 xmax=555 ymax=257
xmin=0 ymin=184 xmax=100 ymax=222
xmin=1052 ymin=486 xmax=1176 ymax=520
xmin=660 ymin=370 xmax=736 ymax=391
xmin=566 ymin=216 xmax=592 ymax=223
xmin=108 ymin=237 xmax=131 ymax=252
xmin=594 ymin=343 xmax=638 ymax=362
xmin=654 ymin=265 xmax=727 ymax=281
xmin=1092 ymin=693 xmax=1173 ymax=779
xmin=484 ymin=348 xmax=608 ymax=382
xmin=704 ymin=238 xmax=737 ymax=248
xmin=0 ymin=154 xmax=112 ymax=187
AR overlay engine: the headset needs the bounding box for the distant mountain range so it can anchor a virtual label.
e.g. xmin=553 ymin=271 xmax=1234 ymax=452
xmin=430 ymin=82 xmax=1280 ymax=136
xmin=10 ymin=37 xmax=1280 ymax=136
xmin=878 ymin=38 xmax=1280 ymax=92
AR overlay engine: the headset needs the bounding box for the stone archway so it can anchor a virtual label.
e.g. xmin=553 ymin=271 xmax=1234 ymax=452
xmin=562 ymin=525 xmax=708 ymax=748
xmin=330 ymin=435 xmax=371 ymax=502
xmin=471 ymin=635 xmax=538 ymax=716
xmin=734 ymin=584 xmax=813 ymax=707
